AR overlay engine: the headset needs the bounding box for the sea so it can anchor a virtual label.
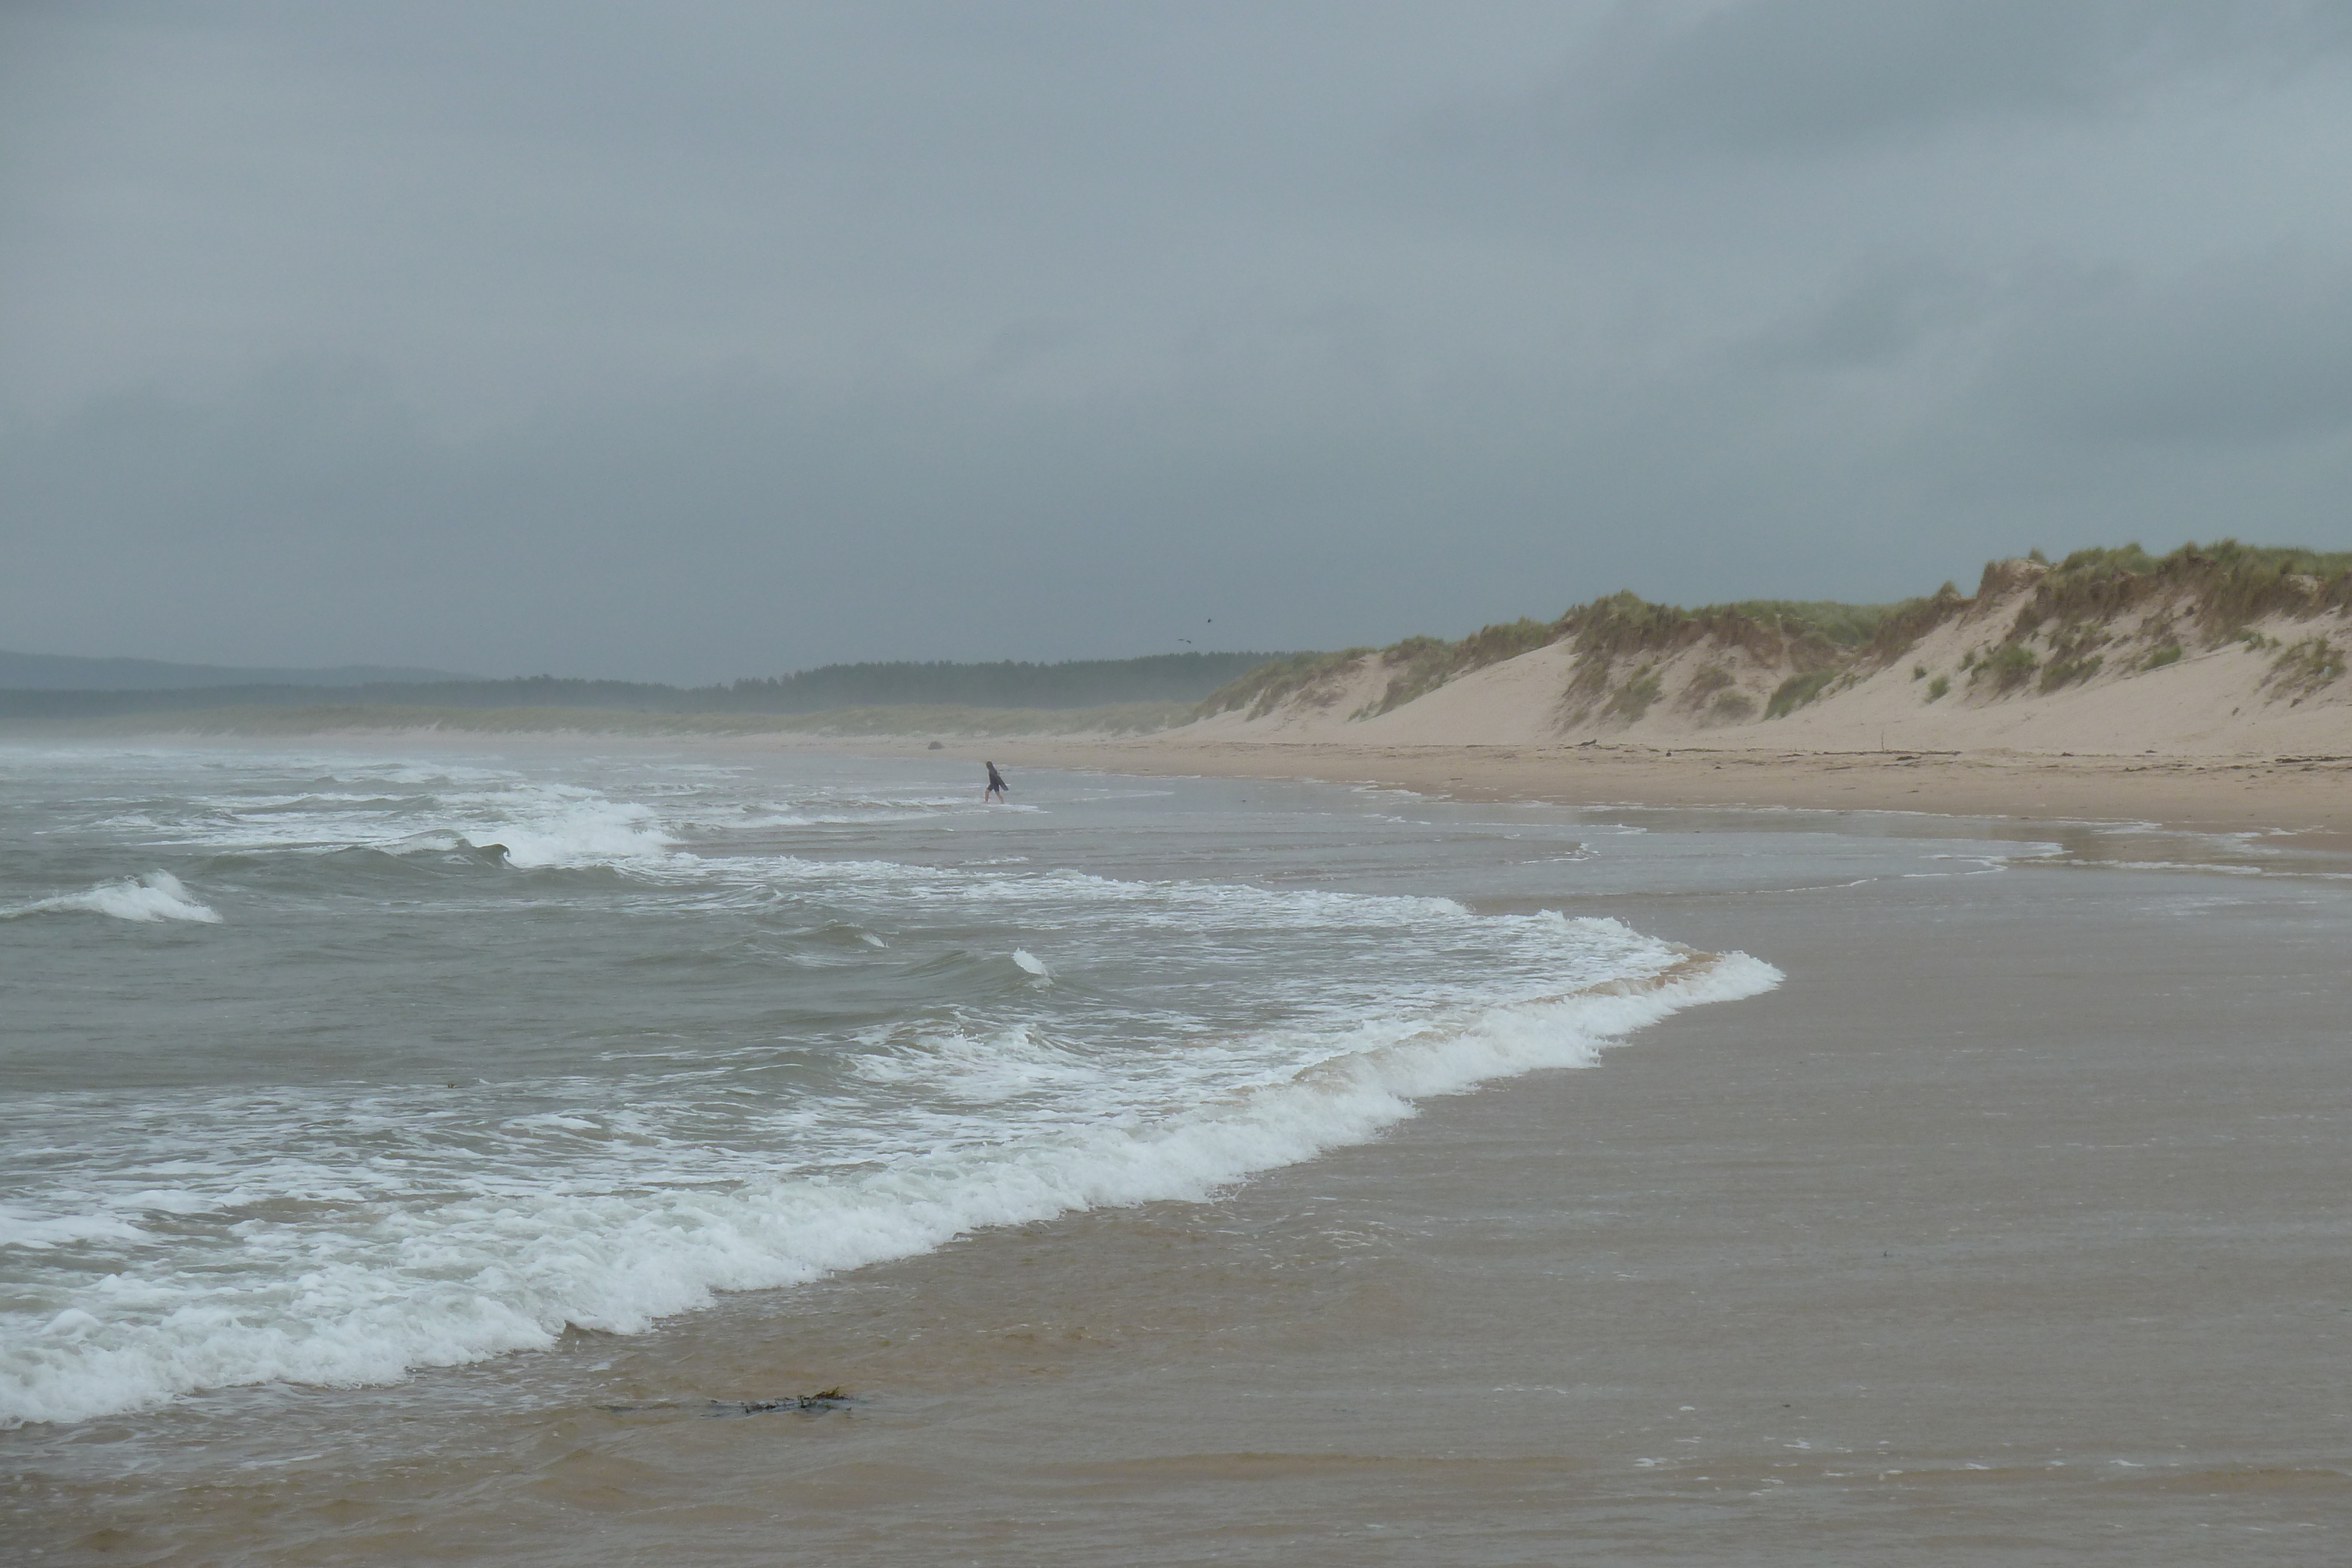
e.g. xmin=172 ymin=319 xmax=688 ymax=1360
xmin=15 ymin=740 xmax=2339 ymax=1565
xmin=1 ymin=741 xmax=1783 ymax=1434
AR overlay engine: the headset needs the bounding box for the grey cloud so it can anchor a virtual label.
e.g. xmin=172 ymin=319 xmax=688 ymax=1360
xmin=5 ymin=3 xmax=2352 ymax=676
xmin=1 ymin=355 xmax=1535 ymax=680
xmin=1740 ymin=257 xmax=1988 ymax=370
xmin=6 ymin=320 xmax=1972 ymax=680
xmin=1977 ymin=250 xmax=2352 ymax=445
xmin=1476 ymin=0 xmax=2352 ymax=162
xmin=971 ymin=322 xmax=1090 ymax=385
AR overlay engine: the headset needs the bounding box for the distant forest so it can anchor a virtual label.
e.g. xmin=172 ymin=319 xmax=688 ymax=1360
xmin=0 ymin=652 xmax=1284 ymax=720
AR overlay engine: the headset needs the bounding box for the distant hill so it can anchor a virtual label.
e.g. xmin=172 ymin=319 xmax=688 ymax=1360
xmin=0 ymin=651 xmax=1288 ymax=721
xmin=721 ymin=654 xmax=1280 ymax=711
xmin=0 ymin=650 xmax=468 ymax=691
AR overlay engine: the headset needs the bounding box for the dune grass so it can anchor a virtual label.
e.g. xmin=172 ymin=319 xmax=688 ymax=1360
xmin=1765 ymin=670 xmax=1838 ymax=718
xmin=1718 ymin=600 xmax=1903 ymax=647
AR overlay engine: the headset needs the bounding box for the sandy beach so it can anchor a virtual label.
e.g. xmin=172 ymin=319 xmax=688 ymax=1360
xmin=1025 ymin=737 xmax=2352 ymax=842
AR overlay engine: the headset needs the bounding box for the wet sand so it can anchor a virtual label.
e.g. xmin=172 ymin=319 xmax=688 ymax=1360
xmin=12 ymin=802 xmax=2347 ymax=1566
xmin=1014 ymin=737 xmax=2352 ymax=850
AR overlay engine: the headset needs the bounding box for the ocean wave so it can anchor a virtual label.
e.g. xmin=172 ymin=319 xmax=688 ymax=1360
xmin=469 ymin=798 xmax=678 ymax=868
xmin=0 ymin=944 xmax=1776 ymax=1427
xmin=0 ymin=745 xmax=1804 ymax=1430
xmin=119 ymin=770 xmax=686 ymax=872
xmin=1 ymin=871 xmax=222 ymax=924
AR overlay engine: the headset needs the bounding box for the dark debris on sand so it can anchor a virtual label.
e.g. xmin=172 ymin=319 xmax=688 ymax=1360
xmin=602 ymin=1388 xmax=855 ymax=1419
xmin=715 ymin=1387 xmax=853 ymax=1417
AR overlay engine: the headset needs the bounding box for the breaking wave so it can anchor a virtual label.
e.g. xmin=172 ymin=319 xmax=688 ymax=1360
xmin=0 ymin=944 xmax=1773 ymax=1426
xmin=0 ymin=743 xmax=1800 ymax=1429
xmin=3 ymin=871 xmax=222 ymax=924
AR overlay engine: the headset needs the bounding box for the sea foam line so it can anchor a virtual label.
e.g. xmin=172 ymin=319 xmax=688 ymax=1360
xmin=1 ymin=871 xmax=221 ymax=924
xmin=0 ymin=950 xmax=1776 ymax=1427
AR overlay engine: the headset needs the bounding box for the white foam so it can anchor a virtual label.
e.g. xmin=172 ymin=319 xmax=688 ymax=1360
xmin=112 ymin=761 xmax=686 ymax=873
xmin=884 ymin=1022 xmax=1101 ymax=1104
xmin=0 ymin=745 xmax=1816 ymax=1429
xmin=0 ymin=1208 xmax=153 ymax=1251
xmin=0 ymin=947 xmax=1776 ymax=1427
xmin=485 ymin=798 xmax=677 ymax=867
xmin=3 ymin=871 xmax=222 ymax=924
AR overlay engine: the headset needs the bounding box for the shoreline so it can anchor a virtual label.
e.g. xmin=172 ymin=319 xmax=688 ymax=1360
xmin=956 ymin=734 xmax=2352 ymax=849
xmin=14 ymin=725 xmax=2352 ymax=846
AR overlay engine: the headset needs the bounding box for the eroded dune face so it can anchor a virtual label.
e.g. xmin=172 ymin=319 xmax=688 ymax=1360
xmin=1187 ymin=549 xmax=2352 ymax=757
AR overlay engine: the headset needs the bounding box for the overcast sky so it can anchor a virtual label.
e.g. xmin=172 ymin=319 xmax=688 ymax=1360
xmin=6 ymin=1 xmax=2352 ymax=681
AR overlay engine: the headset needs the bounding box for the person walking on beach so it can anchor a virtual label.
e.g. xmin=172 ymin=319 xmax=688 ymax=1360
xmin=984 ymin=760 xmax=1008 ymax=803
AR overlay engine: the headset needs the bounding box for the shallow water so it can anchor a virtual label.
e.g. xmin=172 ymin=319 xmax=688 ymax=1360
xmin=2 ymin=744 xmax=1822 ymax=1432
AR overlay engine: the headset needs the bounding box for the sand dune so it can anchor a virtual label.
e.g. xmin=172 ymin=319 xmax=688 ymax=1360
xmin=1181 ymin=553 xmax=2352 ymax=758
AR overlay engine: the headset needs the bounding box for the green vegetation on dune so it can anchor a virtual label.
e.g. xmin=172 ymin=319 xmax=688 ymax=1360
xmin=2013 ymin=540 xmax=2352 ymax=641
xmin=2267 ymin=636 xmax=2349 ymax=694
xmin=1764 ymin=670 xmax=1839 ymax=718
xmin=2049 ymin=541 xmax=2352 ymax=582
xmin=1196 ymin=595 xmax=1900 ymax=723
xmin=1194 ymin=648 xmax=1379 ymax=720
xmin=1606 ymin=666 xmax=1665 ymax=721
xmin=1973 ymin=641 xmax=2040 ymax=693
xmin=1717 ymin=600 xmax=1902 ymax=647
